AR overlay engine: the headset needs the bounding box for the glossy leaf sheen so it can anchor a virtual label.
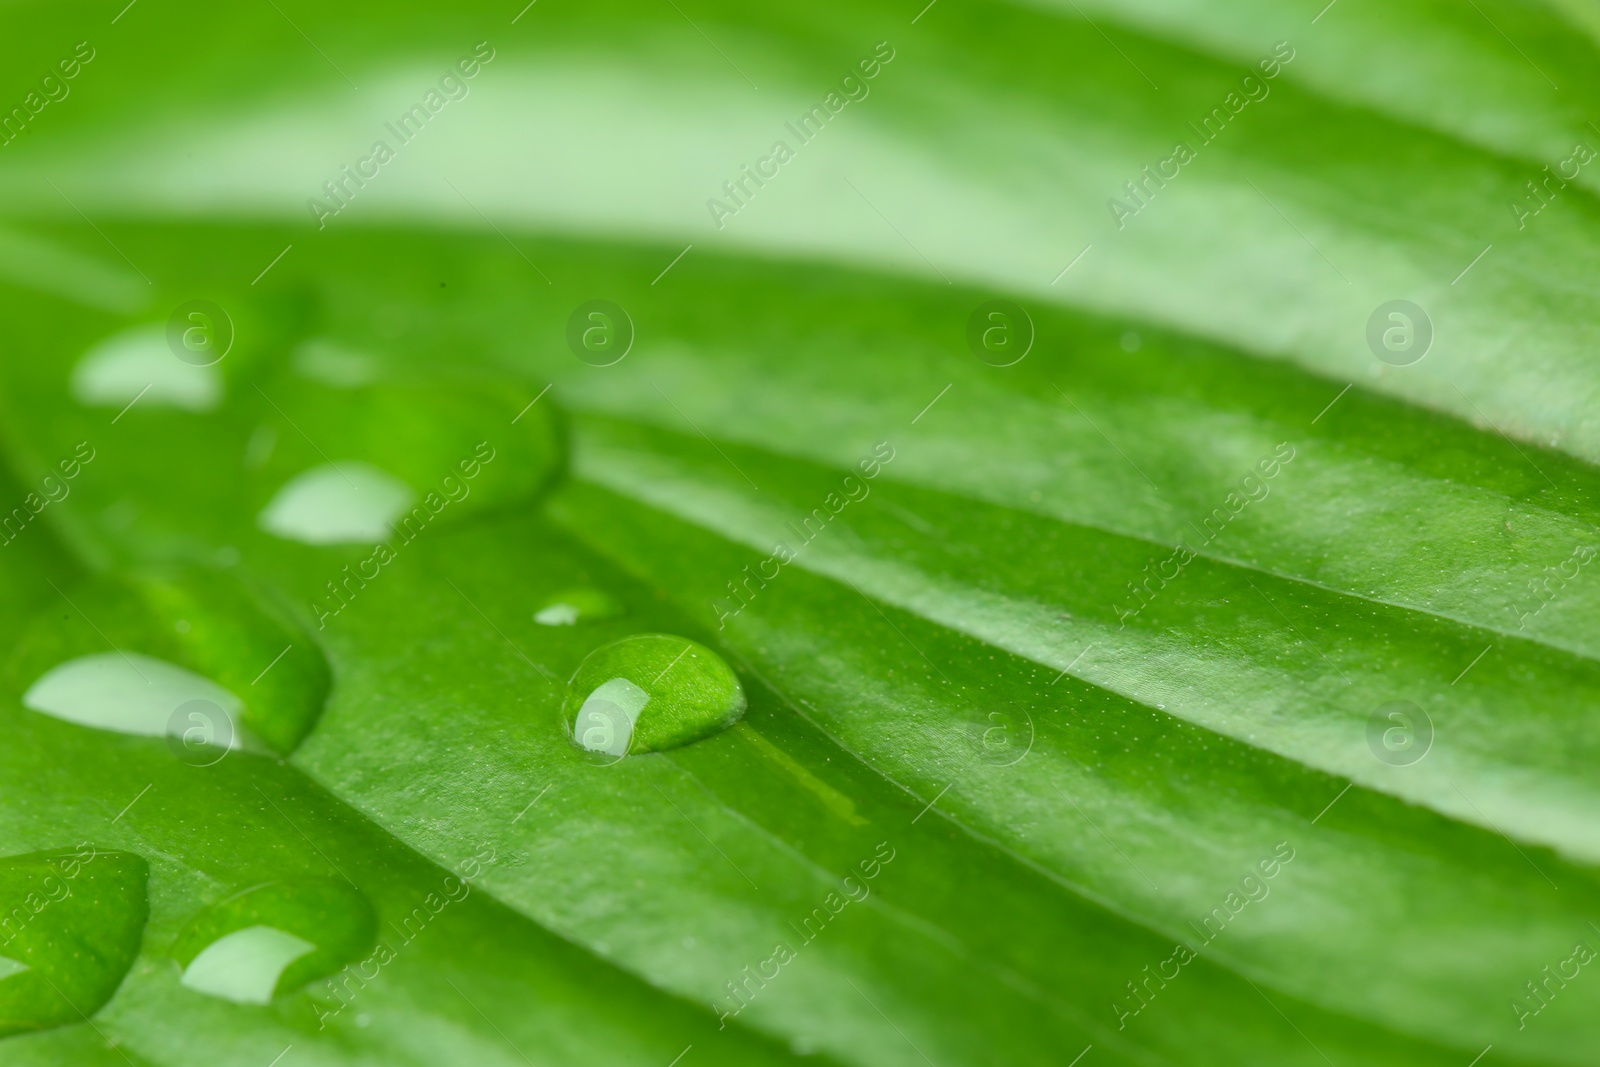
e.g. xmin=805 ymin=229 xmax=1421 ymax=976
xmin=0 ymin=1 xmax=1597 ymax=1065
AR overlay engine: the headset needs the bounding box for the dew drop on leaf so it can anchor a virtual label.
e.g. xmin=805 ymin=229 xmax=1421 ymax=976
xmin=12 ymin=571 xmax=332 ymax=756
xmin=70 ymin=324 xmax=222 ymax=412
xmin=244 ymin=366 xmax=563 ymax=540
xmin=534 ymin=588 xmax=623 ymax=626
xmin=180 ymin=927 xmax=317 ymax=1004
xmin=563 ymin=634 xmax=746 ymax=757
xmin=23 ymin=651 xmax=243 ymax=746
xmin=0 ymin=847 xmax=148 ymax=1038
xmin=257 ymin=462 xmax=413 ymax=545
xmin=172 ymin=879 xmax=375 ymax=1004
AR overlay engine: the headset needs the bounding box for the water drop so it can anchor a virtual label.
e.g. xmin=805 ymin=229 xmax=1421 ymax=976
xmin=23 ymin=652 xmax=242 ymax=747
xmin=70 ymin=324 xmax=222 ymax=412
xmin=180 ymin=927 xmax=316 ymax=1004
xmin=0 ymin=847 xmax=148 ymax=1037
xmin=258 ymin=462 xmax=413 ymax=545
xmin=534 ymin=588 xmax=623 ymax=627
xmin=172 ymin=879 xmax=375 ymax=1004
xmin=14 ymin=572 xmax=330 ymax=757
xmin=562 ymin=634 xmax=745 ymax=757
xmin=246 ymin=371 xmax=563 ymax=538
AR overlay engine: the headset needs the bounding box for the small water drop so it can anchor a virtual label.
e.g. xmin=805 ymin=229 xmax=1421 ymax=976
xmin=562 ymin=634 xmax=745 ymax=758
xmin=534 ymin=588 xmax=623 ymax=627
xmin=536 ymin=603 xmax=579 ymax=627
xmin=0 ymin=847 xmax=148 ymax=1037
xmin=257 ymin=462 xmax=413 ymax=545
xmin=172 ymin=879 xmax=375 ymax=1004
xmin=71 ymin=324 xmax=222 ymax=412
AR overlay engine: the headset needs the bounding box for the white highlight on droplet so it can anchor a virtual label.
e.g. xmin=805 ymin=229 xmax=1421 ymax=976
xmin=71 ymin=324 xmax=222 ymax=412
xmin=535 ymin=602 xmax=580 ymax=626
xmin=180 ymin=925 xmax=317 ymax=1004
xmin=23 ymin=651 xmax=242 ymax=742
xmin=258 ymin=462 xmax=413 ymax=545
xmin=573 ymin=677 xmax=650 ymax=756
xmin=0 ymin=956 xmax=30 ymax=981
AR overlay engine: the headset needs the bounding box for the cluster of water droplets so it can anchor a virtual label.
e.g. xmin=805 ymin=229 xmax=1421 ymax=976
xmin=66 ymin=303 xmax=562 ymax=553
xmin=0 ymin=301 xmax=760 ymax=1047
xmin=0 ymin=851 xmax=379 ymax=1035
xmin=53 ymin=310 xmax=754 ymax=762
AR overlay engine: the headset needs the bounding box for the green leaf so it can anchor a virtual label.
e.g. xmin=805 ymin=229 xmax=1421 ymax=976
xmin=0 ymin=465 xmax=813 ymax=1066
xmin=3 ymin=0 xmax=1600 ymax=1064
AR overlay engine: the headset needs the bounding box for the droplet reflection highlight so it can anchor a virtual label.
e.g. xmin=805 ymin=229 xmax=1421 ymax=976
xmin=534 ymin=588 xmax=623 ymax=627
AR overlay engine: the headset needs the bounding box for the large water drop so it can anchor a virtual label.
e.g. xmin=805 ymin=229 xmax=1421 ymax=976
xmin=172 ymin=879 xmax=375 ymax=1004
xmin=180 ymin=926 xmax=316 ymax=1004
xmin=257 ymin=462 xmax=413 ymax=545
xmin=246 ymin=369 xmax=563 ymax=541
xmin=70 ymin=324 xmax=221 ymax=412
xmin=9 ymin=575 xmax=330 ymax=757
xmin=22 ymin=652 xmax=241 ymax=748
xmin=563 ymin=634 xmax=745 ymax=757
xmin=0 ymin=847 xmax=148 ymax=1037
